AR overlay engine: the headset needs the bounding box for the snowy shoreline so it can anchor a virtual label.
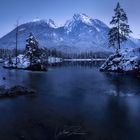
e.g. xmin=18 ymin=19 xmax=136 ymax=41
xmin=100 ymin=48 xmax=140 ymax=75
xmin=3 ymin=54 xmax=48 ymax=71
xmin=64 ymin=58 xmax=106 ymax=62
xmin=3 ymin=55 xmax=107 ymax=71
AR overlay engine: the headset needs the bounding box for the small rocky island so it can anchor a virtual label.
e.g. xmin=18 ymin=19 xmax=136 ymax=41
xmin=100 ymin=2 xmax=140 ymax=75
xmin=4 ymin=33 xmax=48 ymax=71
xmin=100 ymin=48 xmax=140 ymax=74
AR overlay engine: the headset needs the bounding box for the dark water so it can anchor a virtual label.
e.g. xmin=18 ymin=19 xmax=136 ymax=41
xmin=0 ymin=62 xmax=140 ymax=140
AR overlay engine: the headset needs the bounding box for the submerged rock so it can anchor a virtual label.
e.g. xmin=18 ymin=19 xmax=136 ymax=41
xmin=100 ymin=48 xmax=140 ymax=74
xmin=2 ymin=77 xmax=6 ymax=80
xmin=0 ymin=85 xmax=36 ymax=98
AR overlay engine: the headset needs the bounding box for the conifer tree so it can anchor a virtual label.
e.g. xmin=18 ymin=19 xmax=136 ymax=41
xmin=25 ymin=33 xmax=40 ymax=66
xmin=109 ymin=2 xmax=132 ymax=53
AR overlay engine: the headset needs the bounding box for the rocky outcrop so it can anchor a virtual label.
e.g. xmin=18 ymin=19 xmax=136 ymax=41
xmin=100 ymin=48 xmax=140 ymax=74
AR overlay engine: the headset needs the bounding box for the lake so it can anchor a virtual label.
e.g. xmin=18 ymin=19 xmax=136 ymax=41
xmin=0 ymin=62 xmax=140 ymax=140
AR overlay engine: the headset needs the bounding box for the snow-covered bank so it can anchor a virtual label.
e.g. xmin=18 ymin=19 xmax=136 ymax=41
xmin=64 ymin=58 xmax=106 ymax=62
xmin=4 ymin=54 xmax=30 ymax=69
xmin=100 ymin=48 xmax=140 ymax=74
xmin=4 ymin=54 xmax=47 ymax=71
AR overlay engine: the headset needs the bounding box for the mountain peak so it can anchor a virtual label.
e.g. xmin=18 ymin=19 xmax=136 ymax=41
xmin=73 ymin=13 xmax=93 ymax=25
xmin=32 ymin=17 xmax=40 ymax=22
xmin=73 ymin=13 xmax=91 ymax=20
xmin=48 ymin=19 xmax=58 ymax=28
xmin=31 ymin=18 xmax=58 ymax=28
xmin=64 ymin=13 xmax=94 ymax=32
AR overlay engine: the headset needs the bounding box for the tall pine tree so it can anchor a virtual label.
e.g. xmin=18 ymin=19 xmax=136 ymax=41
xmin=25 ymin=33 xmax=40 ymax=66
xmin=109 ymin=2 xmax=132 ymax=54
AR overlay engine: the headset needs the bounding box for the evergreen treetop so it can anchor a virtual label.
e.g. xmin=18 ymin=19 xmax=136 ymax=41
xmin=109 ymin=2 xmax=132 ymax=53
xmin=25 ymin=33 xmax=40 ymax=66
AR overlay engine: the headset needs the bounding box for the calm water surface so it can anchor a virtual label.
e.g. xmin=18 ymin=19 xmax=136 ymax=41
xmin=0 ymin=62 xmax=140 ymax=140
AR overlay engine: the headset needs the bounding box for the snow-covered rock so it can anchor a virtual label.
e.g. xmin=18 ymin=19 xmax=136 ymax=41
xmin=100 ymin=48 xmax=140 ymax=73
xmin=4 ymin=54 xmax=30 ymax=69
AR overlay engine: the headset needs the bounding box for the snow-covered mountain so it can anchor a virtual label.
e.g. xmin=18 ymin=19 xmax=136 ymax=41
xmin=0 ymin=13 xmax=139 ymax=53
xmin=31 ymin=18 xmax=58 ymax=28
xmin=63 ymin=14 xmax=111 ymax=52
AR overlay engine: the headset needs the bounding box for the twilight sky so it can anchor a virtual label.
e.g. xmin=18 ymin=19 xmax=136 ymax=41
xmin=0 ymin=0 xmax=140 ymax=38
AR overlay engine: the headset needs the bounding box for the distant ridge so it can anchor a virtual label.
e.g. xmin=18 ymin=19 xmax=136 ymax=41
xmin=0 ymin=13 xmax=139 ymax=53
